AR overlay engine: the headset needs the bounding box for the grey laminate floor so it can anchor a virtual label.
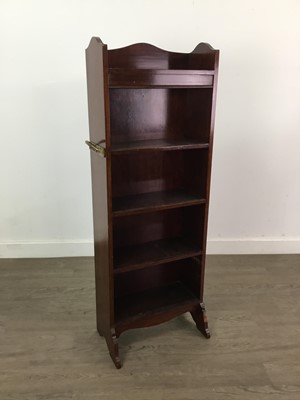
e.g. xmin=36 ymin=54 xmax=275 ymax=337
xmin=0 ymin=255 xmax=300 ymax=400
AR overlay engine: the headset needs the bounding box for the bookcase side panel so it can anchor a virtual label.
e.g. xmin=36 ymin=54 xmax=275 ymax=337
xmin=199 ymin=51 xmax=220 ymax=300
xmin=86 ymin=38 xmax=114 ymax=330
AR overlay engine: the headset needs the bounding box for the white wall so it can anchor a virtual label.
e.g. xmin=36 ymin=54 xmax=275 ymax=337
xmin=1 ymin=0 xmax=300 ymax=257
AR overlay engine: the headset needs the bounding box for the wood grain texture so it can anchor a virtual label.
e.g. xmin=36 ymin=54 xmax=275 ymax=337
xmin=111 ymin=138 xmax=209 ymax=153
xmin=112 ymin=206 xmax=204 ymax=249
xmin=1 ymin=255 xmax=300 ymax=399
xmin=196 ymin=46 xmax=219 ymax=302
xmin=112 ymin=190 xmax=206 ymax=217
xmin=107 ymin=42 xmax=216 ymax=70
xmin=111 ymin=150 xmax=208 ymax=199
xmin=113 ymin=237 xmax=202 ymax=273
xmin=109 ymin=68 xmax=213 ymax=88
xmin=115 ymin=281 xmax=199 ymax=324
xmin=86 ymin=39 xmax=119 ymax=365
xmin=109 ymin=88 xmax=213 ymax=145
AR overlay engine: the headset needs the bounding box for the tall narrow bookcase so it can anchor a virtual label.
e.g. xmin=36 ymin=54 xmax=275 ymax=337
xmin=85 ymin=37 xmax=219 ymax=369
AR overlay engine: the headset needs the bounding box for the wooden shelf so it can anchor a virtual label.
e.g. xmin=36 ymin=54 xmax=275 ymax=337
xmin=112 ymin=190 xmax=205 ymax=217
xmin=111 ymin=138 xmax=209 ymax=154
xmin=114 ymin=237 xmax=202 ymax=274
xmin=115 ymin=281 xmax=199 ymax=324
xmin=109 ymin=69 xmax=214 ymax=88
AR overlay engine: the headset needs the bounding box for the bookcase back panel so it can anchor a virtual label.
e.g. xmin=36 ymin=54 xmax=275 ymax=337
xmin=111 ymin=150 xmax=208 ymax=198
xmin=108 ymin=42 xmax=217 ymax=70
xmin=108 ymin=44 xmax=187 ymax=70
xmin=112 ymin=206 xmax=204 ymax=249
xmin=109 ymin=89 xmax=212 ymax=144
xmin=114 ymin=258 xmax=200 ymax=298
xmin=186 ymin=89 xmax=213 ymax=142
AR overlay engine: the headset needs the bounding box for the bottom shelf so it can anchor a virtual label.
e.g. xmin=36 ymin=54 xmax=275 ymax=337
xmin=115 ymin=281 xmax=199 ymax=325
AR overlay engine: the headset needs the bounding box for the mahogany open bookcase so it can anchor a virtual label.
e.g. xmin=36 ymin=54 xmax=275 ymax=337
xmin=85 ymin=37 xmax=219 ymax=368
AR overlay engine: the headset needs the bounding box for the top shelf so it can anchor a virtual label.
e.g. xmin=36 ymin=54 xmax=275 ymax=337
xmin=109 ymin=69 xmax=214 ymax=88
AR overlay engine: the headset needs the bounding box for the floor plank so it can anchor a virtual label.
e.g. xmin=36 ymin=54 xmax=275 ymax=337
xmin=0 ymin=255 xmax=300 ymax=399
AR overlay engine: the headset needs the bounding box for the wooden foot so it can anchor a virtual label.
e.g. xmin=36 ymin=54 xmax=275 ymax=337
xmin=104 ymin=329 xmax=122 ymax=369
xmin=190 ymin=302 xmax=211 ymax=339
